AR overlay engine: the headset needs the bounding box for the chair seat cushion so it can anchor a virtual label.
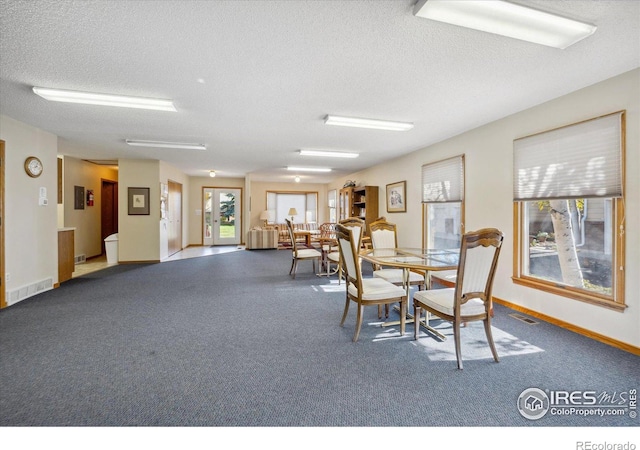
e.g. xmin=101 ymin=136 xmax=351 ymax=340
xmin=413 ymin=288 xmax=486 ymax=317
xmin=327 ymin=251 xmax=340 ymax=262
xmin=297 ymin=248 xmax=321 ymax=258
xmin=348 ymin=278 xmax=406 ymax=301
xmin=431 ymin=269 xmax=457 ymax=285
xmin=373 ymin=268 xmax=424 ymax=285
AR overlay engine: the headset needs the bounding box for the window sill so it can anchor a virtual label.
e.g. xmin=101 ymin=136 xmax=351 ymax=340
xmin=511 ymin=276 xmax=626 ymax=312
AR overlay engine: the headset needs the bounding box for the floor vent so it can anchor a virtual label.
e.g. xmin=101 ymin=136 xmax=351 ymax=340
xmin=74 ymin=254 xmax=86 ymax=264
xmin=509 ymin=313 xmax=539 ymax=325
xmin=6 ymin=277 xmax=54 ymax=306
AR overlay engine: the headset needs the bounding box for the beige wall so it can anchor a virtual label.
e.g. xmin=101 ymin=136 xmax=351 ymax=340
xmin=331 ymin=69 xmax=640 ymax=347
xmin=1 ymin=115 xmax=59 ymax=292
xmin=118 ymin=159 xmax=161 ymax=262
xmin=62 ymin=156 xmax=118 ymax=259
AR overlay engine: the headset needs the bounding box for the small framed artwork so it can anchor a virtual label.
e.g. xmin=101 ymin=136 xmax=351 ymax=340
xmin=74 ymin=186 xmax=85 ymax=210
xmin=128 ymin=187 xmax=150 ymax=215
xmin=386 ymin=181 xmax=406 ymax=213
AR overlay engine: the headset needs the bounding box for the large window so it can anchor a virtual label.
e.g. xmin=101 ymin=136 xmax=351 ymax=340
xmin=422 ymin=155 xmax=465 ymax=250
xmin=513 ymin=112 xmax=626 ymax=310
xmin=328 ymin=189 xmax=337 ymax=223
xmin=266 ymin=191 xmax=318 ymax=223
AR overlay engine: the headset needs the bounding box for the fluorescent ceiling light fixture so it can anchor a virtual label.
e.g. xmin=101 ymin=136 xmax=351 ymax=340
xmin=324 ymin=115 xmax=413 ymax=131
xmin=126 ymin=139 xmax=206 ymax=150
xmin=413 ymin=0 xmax=597 ymax=49
xmin=286 ymin=166 xmax=332 ymax=173
xmin=32 ymin=87 xmax=177 ymax=111
xmin=298 ymin=149 xmax=359 ymax=158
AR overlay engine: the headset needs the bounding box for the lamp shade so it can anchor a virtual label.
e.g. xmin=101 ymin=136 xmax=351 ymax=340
xmin=288 ymin=208 xmax=298 ymax=217
xmin=259 ymin=210 xmax=270 ymax=221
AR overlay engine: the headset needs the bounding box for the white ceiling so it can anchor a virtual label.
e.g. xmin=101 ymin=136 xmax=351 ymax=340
xmin=1 ymin=0 xmax=638 ymax=184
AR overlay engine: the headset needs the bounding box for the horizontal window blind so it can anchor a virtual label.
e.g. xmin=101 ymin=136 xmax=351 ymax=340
xmin=421 ymin=155 xmax=464 ymax=203
xmin=514 ymin=112 xmax=623 ymax=201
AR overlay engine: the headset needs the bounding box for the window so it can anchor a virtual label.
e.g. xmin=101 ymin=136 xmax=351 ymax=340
xmin=513 ymin=111 xmax=626 ymax=310
xmin=266 ymin=191 xmax=318 ymax=223
xmin=422 ymin=155 xmax=465 ymax=250
xmin=328 ymin=189 xmax=337 ymax=223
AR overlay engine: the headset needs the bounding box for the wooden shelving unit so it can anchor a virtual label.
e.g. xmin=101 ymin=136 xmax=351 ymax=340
xmin=339 ymin=185 xmax=379 ymax=235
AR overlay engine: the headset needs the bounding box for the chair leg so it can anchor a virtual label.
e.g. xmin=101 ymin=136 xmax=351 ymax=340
xmin=353 ymin=304 xmax=364 ymax=342
xmin=289 ymin=257 xmax=295 ymax=275
xmin=291 ymin=259 xmax=298 ymax=279
xmin=453 ymin=320 xmax=463 ymax=370
xmin=413 ymin=304 xmax=420 ymax=340
xmin=484 ymin=318 xmax=500 ymax=363
xmin=340 ymin=295 xmax=350 ymax=327
xmin=399 ymin=298 xmax=406 ymax=336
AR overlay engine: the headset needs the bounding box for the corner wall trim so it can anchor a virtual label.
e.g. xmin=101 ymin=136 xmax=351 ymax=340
xmin=493 ymin=297 xmax=640 ymax=356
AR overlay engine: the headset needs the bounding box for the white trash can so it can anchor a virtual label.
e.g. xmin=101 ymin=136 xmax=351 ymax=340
xmin=104 ymin=233 xmax=118 ymax=264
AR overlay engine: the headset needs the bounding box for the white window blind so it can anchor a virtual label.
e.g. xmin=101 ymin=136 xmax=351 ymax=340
xmin=514 ymin=112 xmax=623 ymax=201
xmin=421 ymin=155 xmax=464 ymax=203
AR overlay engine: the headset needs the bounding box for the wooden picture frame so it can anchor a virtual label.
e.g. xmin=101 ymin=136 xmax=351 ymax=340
xmin=128 ymin=187 xmax=150 ymax=215
xmin=386 ymin=181 xmax=406 ymax=213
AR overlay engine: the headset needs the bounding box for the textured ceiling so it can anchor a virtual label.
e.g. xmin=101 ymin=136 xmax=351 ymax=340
xmin=1 ymin=0 xmax=639 ymax=183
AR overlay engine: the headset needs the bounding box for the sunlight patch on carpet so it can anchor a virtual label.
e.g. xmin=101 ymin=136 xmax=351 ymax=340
xmin=411 ymin=320 xmax=544 ymax=361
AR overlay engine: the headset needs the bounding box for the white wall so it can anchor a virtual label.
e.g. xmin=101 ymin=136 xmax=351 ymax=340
xmin=330 ymin=69 xmax=640 ymax=347
xmin=1 ymin=115 xmax=59 ymax=293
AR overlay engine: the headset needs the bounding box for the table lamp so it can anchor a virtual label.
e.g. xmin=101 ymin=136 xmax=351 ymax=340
xmin=259 ymin=210 xmax=270 ymax=227
xmin=288 ymin=208 xmax=298 ymax=222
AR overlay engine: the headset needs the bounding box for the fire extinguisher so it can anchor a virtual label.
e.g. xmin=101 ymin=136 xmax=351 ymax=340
xmin=87 ymin=190 xmax=94 ymax=206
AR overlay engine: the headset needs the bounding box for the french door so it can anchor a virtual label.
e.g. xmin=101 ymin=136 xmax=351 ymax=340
xmin=203 ymin=188 xmax=241 ymax=246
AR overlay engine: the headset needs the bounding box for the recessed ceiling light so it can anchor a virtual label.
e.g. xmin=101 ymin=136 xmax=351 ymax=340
xmin=32 ymin=87 xmax=177 ymax=111
xmin=286 ymin=166 xmax=332 ymax=173
xmin=324 ymin=115 xmax=413 ymax=131
xmin=413 ymin=0 xmax=597 ymax=49
xmin=125 ymin=139 xmax=206 ymax=150
xmin=298 ymin=149 xmax=359 ymax=158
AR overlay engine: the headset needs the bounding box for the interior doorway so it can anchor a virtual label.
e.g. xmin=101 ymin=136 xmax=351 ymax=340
xmin=203 ymin=188 xmax=241 ymax=246
xmin=168 ymin=180 xmax=183 ymax=256
xmin=0 ymin=140 xmax=5 ymax=309
xmin=100 ymin=179 xmax=118 ymax=255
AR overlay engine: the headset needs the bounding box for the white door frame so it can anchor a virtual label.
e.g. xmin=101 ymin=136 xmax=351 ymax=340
xmin=203 ymin=187 xmax=242 ymax=246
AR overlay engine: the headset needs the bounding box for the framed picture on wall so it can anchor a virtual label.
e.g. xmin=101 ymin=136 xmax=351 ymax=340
xmin=386 ymin=181 xmax=406 ymax=213
xmin=128 ymin=187 xmax=150 ymax=215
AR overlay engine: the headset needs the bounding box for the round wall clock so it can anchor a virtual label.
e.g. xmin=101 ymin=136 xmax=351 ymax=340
xmin=24 ymin=156 xmax=43 ymax=178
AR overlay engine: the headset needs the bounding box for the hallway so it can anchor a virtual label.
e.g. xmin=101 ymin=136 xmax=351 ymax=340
xmin=72 ymin=245 xmax=245 ymax=278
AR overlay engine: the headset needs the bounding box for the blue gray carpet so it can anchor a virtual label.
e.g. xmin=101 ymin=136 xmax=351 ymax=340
xmin=0 ymin=249 xmax=637 ymax=427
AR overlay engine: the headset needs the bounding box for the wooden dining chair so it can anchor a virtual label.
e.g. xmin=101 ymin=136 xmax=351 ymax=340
xmin=336 ymin=222 xmax=407 ymax=342
xmin=368 ymin=218 xmax=426 ymax=318
xmin=412 ymin=228 xmax=504 ymax=369
xmin=326 ymin=217 xmax=364 ymax=283
xmin=369 ymin=219 xmax=427 ymax=290
xmin=285 ymin=218 xmax=321 ymax=279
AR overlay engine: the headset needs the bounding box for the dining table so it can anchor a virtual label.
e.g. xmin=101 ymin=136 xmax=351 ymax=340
xmin=359 ymin=247 xmax=459 ymax=340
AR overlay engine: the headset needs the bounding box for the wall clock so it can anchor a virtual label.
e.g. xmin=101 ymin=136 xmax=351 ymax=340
xmin=24 ymin=156 xmax=43 ymax=178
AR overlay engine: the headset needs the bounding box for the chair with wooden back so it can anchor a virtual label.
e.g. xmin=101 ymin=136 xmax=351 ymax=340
xmin=326 ymin=217 xmax=364 ymax=283
xmin=369 ymin=219 xmax=427 ymax=310
xmin=412 ymin=228 xmax=504 ymax=369
xmin=336 ymin=222 xmax=407 ymax=342
xmin=285 ymin=218 xmax=321 ymax=279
